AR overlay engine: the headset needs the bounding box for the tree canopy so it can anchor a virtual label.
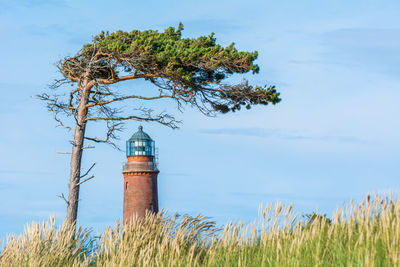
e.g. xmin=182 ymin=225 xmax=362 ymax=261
xmin=60 ymin=23 xmax=280 ymax=116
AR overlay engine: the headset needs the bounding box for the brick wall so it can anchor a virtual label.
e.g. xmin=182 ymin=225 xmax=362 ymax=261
xmin=123 ymin=156 xmax=159 ymax=223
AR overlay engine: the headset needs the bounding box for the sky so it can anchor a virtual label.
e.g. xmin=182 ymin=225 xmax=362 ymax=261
xmin=0 ymin=0 xmax=400 ymax=238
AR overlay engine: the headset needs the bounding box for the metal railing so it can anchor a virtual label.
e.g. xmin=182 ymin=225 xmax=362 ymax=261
xmin=122 ymin=162 xmax=159 ymax=172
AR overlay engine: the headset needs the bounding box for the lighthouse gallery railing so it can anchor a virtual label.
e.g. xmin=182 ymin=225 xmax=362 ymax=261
xmin=122 ymin=162 xmax=159 ymax=172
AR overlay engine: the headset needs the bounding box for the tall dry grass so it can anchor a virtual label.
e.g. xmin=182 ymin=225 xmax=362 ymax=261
xmin=1 ymin=193 xmax=399 ymax=266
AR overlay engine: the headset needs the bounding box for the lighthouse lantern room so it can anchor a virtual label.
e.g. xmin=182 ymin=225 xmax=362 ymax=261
xmin=126 ymin=126 xmax=155 ymax=156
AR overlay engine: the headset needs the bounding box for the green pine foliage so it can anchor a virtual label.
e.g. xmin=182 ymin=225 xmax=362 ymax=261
xmin=87 ymin=23 xmax=259 ymax=82
xmin=62 ymin=24 xmax=280 ymax=114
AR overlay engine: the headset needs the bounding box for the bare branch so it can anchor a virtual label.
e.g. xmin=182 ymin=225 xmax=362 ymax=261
xmin=57 ymin=193 xmax=69 ymax=205
xmin=54 ymin=113 xmax=72 ymax=131
xmin=37 ymin=93 xmax=77 ymax=112
xmin=49 ymin=77 xmax=75 ymax=89
xmin=86 ymin=94 xmax=173 ymax=108
xmin=80 ymin=163 xmax=96 ymax=179
xmin=69 ymin=88 xmax=80 ymax=107
xmin=82 ymin=145 xmax=95 ymax=150
xmin=85 ymin=136 xmax=114 ymax=144
xmin=84 ymin=120 xmax=123 ymax=149
xmin=86 ymin=110 xmax=181 ymax=129
xmin=55 ymin=151 xmax=72 ymax=155
xmin=76 ymin=175 xmax=95 ymax=186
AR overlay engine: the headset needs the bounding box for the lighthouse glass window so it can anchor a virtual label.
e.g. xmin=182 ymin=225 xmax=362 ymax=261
xmin=145 ymin=141 xmax=152 ymax=154
xmin=127 ymin=141 xmax=134 ymax=156
xmin=127 ymin=140 xmax=154 ymax=156
xmin=131 ymin=140 xmax=152 ymax=155
xmin=135 ymin=141 xmax=144 ymax=155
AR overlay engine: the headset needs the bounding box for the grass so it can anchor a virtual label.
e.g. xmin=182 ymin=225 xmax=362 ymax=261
xmin=1 ymin=193 xmax=399 ymax=266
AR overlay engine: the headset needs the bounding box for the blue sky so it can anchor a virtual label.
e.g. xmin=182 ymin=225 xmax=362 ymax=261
xmin=1 ymin=0 xmax=400 ymax=238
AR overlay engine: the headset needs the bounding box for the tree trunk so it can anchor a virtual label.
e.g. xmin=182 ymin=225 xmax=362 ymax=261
xmin=65 ymin=82 xmax=91 ymax=227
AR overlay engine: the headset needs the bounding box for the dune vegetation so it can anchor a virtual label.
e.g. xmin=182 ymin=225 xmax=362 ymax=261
xmin=1 ymin=193 xmax=399 ymax=266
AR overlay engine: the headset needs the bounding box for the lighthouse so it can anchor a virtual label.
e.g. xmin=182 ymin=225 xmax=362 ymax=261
xmin=122 ymin=126 xmax=159 ymax=222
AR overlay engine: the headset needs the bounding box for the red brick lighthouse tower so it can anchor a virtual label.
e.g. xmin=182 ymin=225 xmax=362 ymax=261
xmin=122 ymin=126 xmax=159 ymax=223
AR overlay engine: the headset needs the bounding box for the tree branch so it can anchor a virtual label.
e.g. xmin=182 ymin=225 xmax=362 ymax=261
xmin=84 ymin=120 xmax=123 ymax=149
xmin=69 ymin=88 xmax=80 ymax=107
xmin=85 ymin=136 xmax=111 ymax=143
xmin=57 ymin=193 xmax=69 ymax=205
xmin=86 ymin=111 xmax=180 ymax=129
xmin=86 ymin=94 xmax=173 ymax=108
xmin=76 ymin=175 xmax=95 ymax=186
xmin=37 ymin=93 xmax=77 ymax=112
xmin=55 ymin=151 xmax=72 ymax=155
xmin=95 ymin=73 xmax=160 ymax=85
xmin=80 ymin=163 xmax=96 ymax=178
xmin=82 ymin=145 xmax=95 ymax=150
xmin=54 ymin=113 xmax=72 ymax=131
